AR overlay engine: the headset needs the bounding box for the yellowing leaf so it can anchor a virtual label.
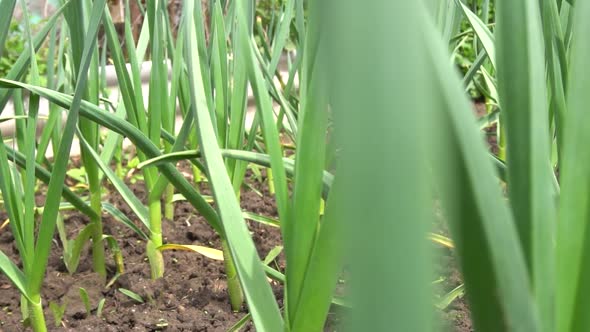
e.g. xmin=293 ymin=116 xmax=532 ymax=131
xmin=0 ymin=219 xmax=8 ymax=231
xmin=158 ymin=244 xmax=224 ymax=261
xmin=428 ymin=233 xmax=454 ymax=249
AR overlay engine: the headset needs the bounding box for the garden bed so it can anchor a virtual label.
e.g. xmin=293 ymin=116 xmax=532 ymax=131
xmin=0 ymin=161 xmax=285 ymax=331
xmin=0 ymin=157 xmax=476 ymax=332
xmin=0 ymin=99 xmax=497 ymax=332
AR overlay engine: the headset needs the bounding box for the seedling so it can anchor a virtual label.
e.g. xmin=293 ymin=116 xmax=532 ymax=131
xmin=78 ymin=288 xmax=91 ymax=317
xmin=435 ymin=285 xmax=466 ymax=310
xmin=48 ymin=301 xmax=66 ymax=328
xmin=96 ymin=298 xmax=105 ymax=318
xmin=118 ymin=288 xmax=144 ymax=304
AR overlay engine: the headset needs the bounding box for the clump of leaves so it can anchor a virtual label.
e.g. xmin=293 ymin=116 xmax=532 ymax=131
xmin=255 ymin=0 xmax=304 ymax=50
xmin=0 ymin=20 xmax=49 ymax=84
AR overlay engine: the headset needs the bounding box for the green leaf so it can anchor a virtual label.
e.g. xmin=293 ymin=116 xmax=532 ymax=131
xmin=0 ymin=140 xmax=26 ymax=256
xmin=436 ymin=284 xmax=465 ymax=310
xmin=3 ymin=144 xmax=97 ymax=219
xmin=0 ymin=250 xmax=30 ymax=301
xmin=79 ymin=288 xmax=91 ymax=315
xmin=242 ymin=211 xmax=280 ymax=228
xmin=77 ymin=131 xmax=149 ymax=229
xmin=49 ymin=301 xmax=67 ymax=327
xmin=29 ymin=0 xmax=108 ymax=295
xmin=101 ymin=202 xmax=149 ymax=240
xmin=326 ymin=2 xmax=434 ymax=331
xmin=287 ymin=2 xmax=334 ymax=327
xmin=118 ymin=288 xmax=144 ymax=303
xmin=0 ymin=79 xmax=222 ymax=234
xmin=102 ymin=235 xmax=125 ymax=275
xmin=138 ymin=149 xmax=334 ymax=199
xmin=96 ymin=298 xmax=105 ymax=318
xmin=236 ymin=4 xmax=290 ymax=227
xmin=0 ymin=0 xmax=71 ymax=110
xmin=0 ymin=0 xmax=16 ymax=58
xmin=496 ymin=1 xmax=556 ymax=330
xmin=184 ymin=1 xmax=283 ymax=329
xmin=455 ymin=0 xmax=496 ymax=69
xmin=64 ymin=224 xmax=94 ymax=274
xmin=290 ymin=180 xmax=344 ymax=332
xmin=557 ymin=0 xmax=590 ymax=330
xmin=263 ymin=246 xmax=284 ymax=265
xmin=424 ymin=7 xmax=540 ymax=331
xmin=227 ymin=313 xmax=252 ymax=332
xmin=210 ymin=2 xmax=229 ymax=146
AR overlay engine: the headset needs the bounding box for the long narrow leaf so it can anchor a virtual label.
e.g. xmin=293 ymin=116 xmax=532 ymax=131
xmin=30 ymin=0 xmax=108 ymax=293
xmin=138 ymin=149 xmax=334 ymax=199
xmin=424 ymin=6 xmax=540 ymax=330
xmin=77 ymin=131 xmax=149 ymax=229
xmin=0 ymin=251 xmax=29 ymax=300
xmin=287 ymin=0 xmax=331 ymax=326
xmin=184 ymin=2 xmax=283 ymax=329
xmin=496 ymin=1 xmax=556 ymax=330
xmin=455 ymin=0 xmax=496 ymax=68
xmin=0 ymin=0 xmax=71 ymax=111
xmin=557 ymin=1 xmax=590 ymax=330
xmin=0 ymin=0 xmax=16 ymax=58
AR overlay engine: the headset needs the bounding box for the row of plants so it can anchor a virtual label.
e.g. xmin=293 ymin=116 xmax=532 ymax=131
xmin=0 ymin=0 xmax=329 ymax=330
xmin=2 ymin=0 xmax=590 ymax=331
xmin=408 ymin=0 xmax=588 ymax=330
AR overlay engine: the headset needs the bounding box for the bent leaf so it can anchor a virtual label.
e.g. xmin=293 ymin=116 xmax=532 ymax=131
xmin=158 ymin=244 xmax=224 ymax=261
xmin=0 ymin=251 xmax=30 ymax=301
xmin=429 ymin=233 xmax=455 ymax=249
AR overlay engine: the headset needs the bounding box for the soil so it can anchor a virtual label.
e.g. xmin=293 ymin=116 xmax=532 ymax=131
xmin=472 ymin=100 xmax=499 ymax=156
xmin=0 ymin=161 xmax=287 ymax=331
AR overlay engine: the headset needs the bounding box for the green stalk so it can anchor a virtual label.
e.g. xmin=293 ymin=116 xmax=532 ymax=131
xmin=143 ymin=0 xmax=169 ymax=280
xmin=164 ymin=184 xmax=174 ymax=219
xmin=163 ymin=13 xmax=186 ymax=218
xmin=79 ymin=91 xmax=106 ymax=280
xmin=28 ymin=294 xmax=47 ymax=332
xmin=267 ymin=168 xmax=275 ymax=194
xmin=498 ymin=116 xmax=506 ymax=161
xmin=0 ymin=2 xmax=107 ymax=331
xmin=147 ymin=195 xmax=164 ymax=279
xmin=79 ymin=98 xmax=106 ymax=281
xmin=63 ymin=0 xmax=106 ymax=280
xmin=192 ymin=164 xmax=202 ymax=186
xmin=185 ymin=1 xmax=283 ymax=327
xmin=88 ymin=182 xmax=106 ymax=278
xmin=114 ymin=142 xmax=124 ymax=179
xmin=221 ymin=238 xmax=244 ymax=311
xmin=13 ymin=2 xmax=51 ymax=331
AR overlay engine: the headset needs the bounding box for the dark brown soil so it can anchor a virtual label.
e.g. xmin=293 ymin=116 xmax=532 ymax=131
xmin=474 ymin=101 xmax=499 ymax=156
xmin=0 ymin=161 xmax=285 ymax=331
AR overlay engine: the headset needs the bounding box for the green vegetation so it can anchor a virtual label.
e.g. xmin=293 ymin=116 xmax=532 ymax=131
xmin=0 ymin=0 xmax=587 ymax=331
xmin=0 ymin=20 xmax=48 ymax=85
